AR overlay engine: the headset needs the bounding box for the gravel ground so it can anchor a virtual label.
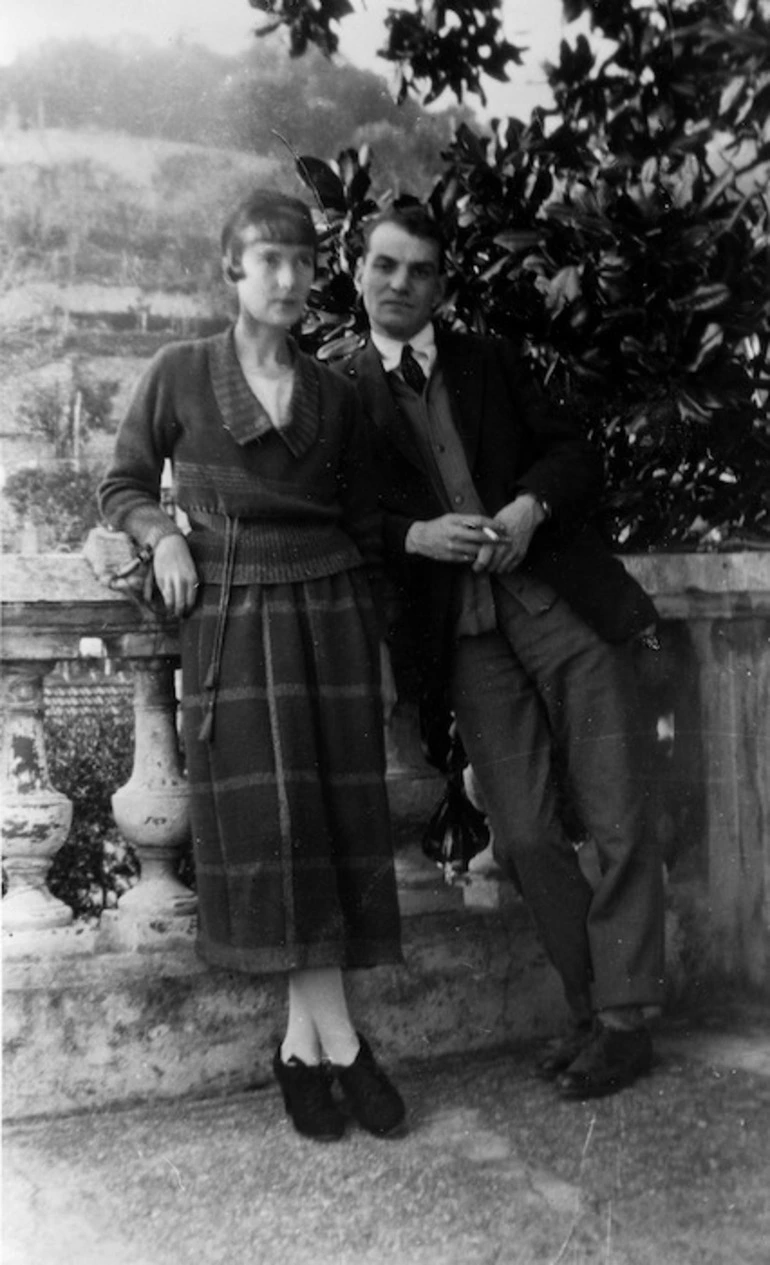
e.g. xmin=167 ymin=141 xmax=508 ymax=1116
xmin=4 ymin=1018 xmax=770 ymax=1265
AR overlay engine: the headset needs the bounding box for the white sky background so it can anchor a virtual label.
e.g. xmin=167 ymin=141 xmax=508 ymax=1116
xmin=0 ymin=0 xmax=572 ymax=119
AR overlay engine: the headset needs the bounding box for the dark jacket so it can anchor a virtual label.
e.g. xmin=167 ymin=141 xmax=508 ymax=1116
xmin=340 ymin=329 xmax=656 ymax=699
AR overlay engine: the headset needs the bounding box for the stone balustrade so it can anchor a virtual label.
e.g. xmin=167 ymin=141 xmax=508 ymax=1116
xmin=0 ymin=534 xmax=445 ymax=957
xmin=1 ymin=542 xmax=768 ymax=1117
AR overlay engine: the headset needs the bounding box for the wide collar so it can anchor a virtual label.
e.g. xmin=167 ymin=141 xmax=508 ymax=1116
xmin=208 ymin=329 xmax=320 ymax=459
xmin=348 ymin=330 xmax=484 ymax=472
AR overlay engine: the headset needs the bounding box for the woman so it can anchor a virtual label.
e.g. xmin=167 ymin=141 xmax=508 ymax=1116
xmin=99 ymin=190 xmax=405 ymax=1142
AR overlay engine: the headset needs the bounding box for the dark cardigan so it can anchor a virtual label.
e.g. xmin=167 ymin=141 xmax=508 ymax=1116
xmin=99 ymin=330 xmax=385 ymax=596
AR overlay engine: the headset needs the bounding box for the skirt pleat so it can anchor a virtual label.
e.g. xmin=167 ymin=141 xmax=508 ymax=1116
xmin=179 ymin=569 xmax=403 ymax=974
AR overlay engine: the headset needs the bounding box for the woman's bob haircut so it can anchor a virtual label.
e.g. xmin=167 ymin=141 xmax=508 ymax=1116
xmin=221 ymin=190 xmax=318 ymax=282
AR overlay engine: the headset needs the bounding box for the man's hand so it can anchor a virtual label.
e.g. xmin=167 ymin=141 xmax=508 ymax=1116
xmin=405 ymin=513 xmax=506 ymax=564
xmin=152 ymin=534 xmax=200 ymax=617
xmin=472 ymin=494 xmax=546 ymax=574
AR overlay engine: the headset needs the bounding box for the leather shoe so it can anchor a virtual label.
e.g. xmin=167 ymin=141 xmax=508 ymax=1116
xmin=273 ymin=1048 xmax=346 ymax=1141
xmin=534 ymin=1022 xmax=593 ymax=1081
xmin=333 ymin=1035 xmax=407 ymax=1137
xmin=556 ymin=1021 xmax=653 ymax=1100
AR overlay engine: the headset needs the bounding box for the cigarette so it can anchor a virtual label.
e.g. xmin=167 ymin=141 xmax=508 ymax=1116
xmin=461 ymin=521 xmax=507 ymax=543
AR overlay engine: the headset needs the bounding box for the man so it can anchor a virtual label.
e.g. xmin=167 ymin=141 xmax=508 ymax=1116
xmin=341 ymin=205 xmax=665 ymax=1100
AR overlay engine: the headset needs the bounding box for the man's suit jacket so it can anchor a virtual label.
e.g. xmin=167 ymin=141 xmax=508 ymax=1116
xmin=340 ymin=329 xmax=657 ymax=700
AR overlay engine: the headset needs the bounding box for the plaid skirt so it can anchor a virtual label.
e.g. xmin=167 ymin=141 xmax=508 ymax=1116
xmin=179 ymin=568 xmax=403 ymax=974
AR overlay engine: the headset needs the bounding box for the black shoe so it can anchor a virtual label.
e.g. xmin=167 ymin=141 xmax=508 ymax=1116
xmin=534 ymin=1022 xmax=593 ymax=1082
xmin=333 ymin=1035 xmax=407 ymax=1138
xmin=556 ymin=1021 xmax=653 ymax=1100
xmin=273 ymin=1048 xmax=346 ymax=1141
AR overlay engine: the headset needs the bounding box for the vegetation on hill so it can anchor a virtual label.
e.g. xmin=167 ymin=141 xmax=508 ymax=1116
xmin=0 ymin=34 xmax=470 ymax=304
xmin=2 ymin=366 xmax=119 ymax=551
xmin=0 ymin=35 xmax=469 ymax=195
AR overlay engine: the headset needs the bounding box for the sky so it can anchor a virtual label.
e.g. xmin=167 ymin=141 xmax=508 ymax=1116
xmin=0 ymin=0 xmax=570 ymax=118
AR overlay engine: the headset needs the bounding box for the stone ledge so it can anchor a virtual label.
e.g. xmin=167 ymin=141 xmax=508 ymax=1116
xmin=1 ymin=870 xmax=704 ymax=1121
xmin=2 ymin=901 xmax=566 ymax=1121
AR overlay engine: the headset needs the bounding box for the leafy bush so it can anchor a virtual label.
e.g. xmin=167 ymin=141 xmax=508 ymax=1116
xmin=3 ymin=465 xmax=104 ymax=551
xmin=45 ymin=708 xmax=139 ymax=922
xmin=293 ymin=0 xmax=770 ymax=552
xmin=3 ymin=363 xmax=119 ymax=550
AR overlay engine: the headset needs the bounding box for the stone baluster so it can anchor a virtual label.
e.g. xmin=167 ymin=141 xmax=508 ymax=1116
xmin=687 ymin=613 xmax=770 ymax=987
xmin=0 ymin=661 xmax=74 ymax=932
xmin=111 ymin=657 xmax=196 ymax=920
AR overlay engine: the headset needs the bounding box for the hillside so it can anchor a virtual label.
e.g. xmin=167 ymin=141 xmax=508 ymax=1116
xmin=0 ymin=125 xmax=269 ymax=499
xmin=0 ymin=125 xmax=283 ymax=189
xmin=0 ymin=123 xmax=295 ymax=308
xmin=0 ymin=36 xmax=469 ymax=193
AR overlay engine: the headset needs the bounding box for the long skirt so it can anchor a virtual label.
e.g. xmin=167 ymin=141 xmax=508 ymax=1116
xmin=179 ymin=568 xmax=403 ymax=975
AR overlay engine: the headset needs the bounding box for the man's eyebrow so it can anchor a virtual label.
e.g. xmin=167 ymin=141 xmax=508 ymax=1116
xmin=372 ymin=253 xmax=437 ymax=272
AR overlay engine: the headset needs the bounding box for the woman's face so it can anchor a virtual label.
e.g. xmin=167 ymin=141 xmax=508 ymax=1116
xmin=233 ymin=227 xmax=315 ymax=328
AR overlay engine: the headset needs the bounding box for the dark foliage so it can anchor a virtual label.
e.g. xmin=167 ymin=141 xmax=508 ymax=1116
xmin=291 ymin=1 xmax=770 ymax=551
xmin=3 ymin=367 xmax=119 ymax=550
xmin=45 ymin=708 xmax=139 ymax=922
xmin=3 ymin=466 xmax=104 ymax=551
xmin=248 ymin=0 xmax=526 ymax=104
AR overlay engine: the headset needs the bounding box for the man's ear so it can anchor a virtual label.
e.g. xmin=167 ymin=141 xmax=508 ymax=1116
xmin=433 ymin=273 xmax=447 ymax=308
xmin=354 ymin=256 xmax=364 ymax=293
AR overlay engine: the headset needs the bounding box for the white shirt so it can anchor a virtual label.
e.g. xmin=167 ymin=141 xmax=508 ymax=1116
xmin=370 ymin=322 xmax=437 ymax=381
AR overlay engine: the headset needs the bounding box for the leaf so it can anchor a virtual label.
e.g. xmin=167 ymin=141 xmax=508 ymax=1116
xmin=670 ymin=284 xmax=731 ymax=314
xmin=296 ymin=156 xmax=347 ymax=213
xmin=478 ymin=256 xmax=512 ymax=284
xmin=454 ymin=123 xmax=487 ymax=163
xmin=719 ymin=75 xmax=746 ymax=116
xmin=538 ymin=265 xmax=582 ymax=315
xmin=686 ymin=323 xmax=724 ymax=371
xmin=676 ymin=390 xmax=714 ymax=423
xmin=701 ymin=166 xmax=737 ymax=210
xmin=492 ymin=230 xmax=543 ymax=254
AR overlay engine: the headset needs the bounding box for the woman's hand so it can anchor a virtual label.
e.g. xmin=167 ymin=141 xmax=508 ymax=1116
xmin=379 ymin=641 xmax=398 ymax=727
xmin=152 ymin=534 xmax=200 ymax=617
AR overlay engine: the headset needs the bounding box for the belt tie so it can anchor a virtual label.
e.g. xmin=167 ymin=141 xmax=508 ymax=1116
xmin=198 ymin=515 xmax=240 ymax=744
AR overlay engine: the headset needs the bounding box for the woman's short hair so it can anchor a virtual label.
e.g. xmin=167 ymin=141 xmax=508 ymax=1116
xmin=221 ymin=190 xmax=318 ymax=282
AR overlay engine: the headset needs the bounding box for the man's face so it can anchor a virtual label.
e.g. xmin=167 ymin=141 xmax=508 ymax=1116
xmin=356 ymin=222 xmax=444 ymax=342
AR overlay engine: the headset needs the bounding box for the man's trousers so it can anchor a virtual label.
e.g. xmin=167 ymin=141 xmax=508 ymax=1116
xmin=449 ymin=585 xmax=665 ymax=1017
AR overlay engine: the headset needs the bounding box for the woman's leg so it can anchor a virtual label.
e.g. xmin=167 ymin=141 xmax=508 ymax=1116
xmin=280 ymin=967 xmax=406 ymax=1137
xmin=282 ymin=968 xmax=359 ymax=1066
xmin=274 ymin=969 xmax=349 ymax=1142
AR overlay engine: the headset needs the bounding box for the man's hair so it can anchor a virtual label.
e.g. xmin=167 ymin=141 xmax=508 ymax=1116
xmin=221 ymin=190 xmax=317 ymax=282
xmin=361 ymin=205 xmax=445 ymax=270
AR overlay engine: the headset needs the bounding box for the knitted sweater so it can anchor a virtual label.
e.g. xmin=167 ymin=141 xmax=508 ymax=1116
xmin=99 ymin=331 xmax=385 ymax=595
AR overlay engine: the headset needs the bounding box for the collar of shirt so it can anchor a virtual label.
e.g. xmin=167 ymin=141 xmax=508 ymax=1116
xmin=371 ymin=322 xmax=437 ymax=379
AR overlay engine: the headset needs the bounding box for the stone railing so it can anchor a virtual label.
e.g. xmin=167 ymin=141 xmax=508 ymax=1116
xmin=622 ymin=550 xmax=770 ymax=986
xmin=2 ymin=544 xmax=768 ymax=977
xmin=0 ymin=536 xmax=446 ymax=958
xmin=2 ymin=541 xmax=769 ymax=1119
